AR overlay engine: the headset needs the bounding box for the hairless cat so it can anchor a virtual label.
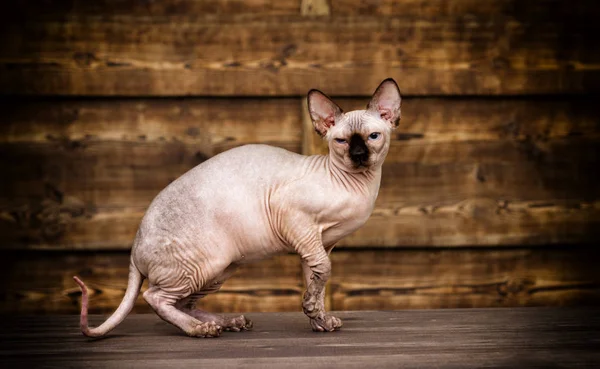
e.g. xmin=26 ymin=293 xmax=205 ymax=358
xmin=74 ymin=78 xmax=401 ymax=337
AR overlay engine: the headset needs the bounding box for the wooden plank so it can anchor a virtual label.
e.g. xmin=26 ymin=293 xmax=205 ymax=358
xmin=0 ymin=98 xmax=302 ymax=149
xmin=1 ymin=248 xmax=598 ymax=314
xmin=1 ymin=0 xmax=303 ymax=17
xmin=1 ymin=97 xmax=598 ymax=249
xmin=0 ymin=252 xmax=303 ymax=314
xmin=1 ymin=10 xmax=598 ymax=95
xmin=330 ymin=247 xmax=600 ymax=309
xmin=332 ymin=0 xmax=599 ymax=18
xmin=3 ymin=0 xmax=596 ymax=19
xmin=343 ymin=198 xmax=600 ymax=247
xmin=1 ymin=309 xmax=600 ymax=368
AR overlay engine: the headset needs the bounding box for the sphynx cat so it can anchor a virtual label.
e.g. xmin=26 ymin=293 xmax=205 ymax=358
xmin=74 ymin=78 xmax=402 ymax=337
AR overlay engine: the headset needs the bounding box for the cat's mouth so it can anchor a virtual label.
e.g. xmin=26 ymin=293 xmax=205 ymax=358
xmin=350 ymin=159 xmax=371 ymax=171
xmin=351 ymin=155 xmax=370 ymax=168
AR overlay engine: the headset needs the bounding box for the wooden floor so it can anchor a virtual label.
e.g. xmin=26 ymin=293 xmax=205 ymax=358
xmin=1 ymin=308 xmax=599 ymax=368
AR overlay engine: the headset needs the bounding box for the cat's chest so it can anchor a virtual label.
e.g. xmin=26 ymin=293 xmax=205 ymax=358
xmin=320 ymin=194 xmax=376 ymax=245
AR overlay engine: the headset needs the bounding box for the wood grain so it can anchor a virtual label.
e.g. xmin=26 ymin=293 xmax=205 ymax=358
xmin=3 ymin=0 xmax=597 ymax=18
xmin=1 ymin=0 xmax=598 ymax=326
xmin=344 ymin=198 xmax=600 ymax=247
xmin=1 ymin=0 xmax=304 ymax=17
xmin=1 ymin=247 xmax=598 ymax=314
xmin=1 ymin=97 xmax=598 ymax=249
xmin=332 ymin=0 xmax=599 ymax=18
xmin=301 ymin=0 xmax=330 ymax=16
xmin=0 ymin=252 xmax=303 ymax=315
xmin=1 ymin=5 xmax=598 ymax=95
xmin=1 ymin=309 xmax=600 ymax=368
xmin=331 ymin=247 xmax=600 ymax=309
xmin=2 ymin=309 xmax=600 ymax=368
xmin=0 ymin=98 xmax=302 ymax=149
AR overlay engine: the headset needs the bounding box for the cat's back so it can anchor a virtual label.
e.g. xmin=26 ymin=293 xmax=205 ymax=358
xmin=141 ymin=144 xmax=304 ymax=229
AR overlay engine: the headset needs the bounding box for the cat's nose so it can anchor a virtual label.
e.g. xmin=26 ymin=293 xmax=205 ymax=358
xmin=349 ymin=134 xmax=369 ymax=164
xmin=350 ymin=145 xmax=366 ymax=156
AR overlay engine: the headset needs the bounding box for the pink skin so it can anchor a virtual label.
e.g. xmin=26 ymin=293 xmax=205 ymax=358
xmin=73 ymin=79 xmax=401 ymax=338
xmin=73 ymin=277 xmax=91 ymax=336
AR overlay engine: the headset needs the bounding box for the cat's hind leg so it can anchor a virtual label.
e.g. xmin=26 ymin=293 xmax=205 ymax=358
xmin=176 ymin=264 xmax=253 ymax=332
xmin=143 ymin=286 xmax=222 ymax=337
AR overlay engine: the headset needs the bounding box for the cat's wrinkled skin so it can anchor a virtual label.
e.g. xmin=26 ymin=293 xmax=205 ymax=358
xmin=74 ymin=78 xmax=401 ymax=338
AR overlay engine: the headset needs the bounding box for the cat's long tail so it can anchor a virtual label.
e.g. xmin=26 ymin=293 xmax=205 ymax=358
xmin=73 ymin=262 xmax=144 ymax=337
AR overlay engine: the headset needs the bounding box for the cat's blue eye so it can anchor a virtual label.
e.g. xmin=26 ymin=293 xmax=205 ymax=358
xmin=369 ymin=132 xmax=381 ymax=140
xmin=334 ymin=138 xmax=347 ymax=144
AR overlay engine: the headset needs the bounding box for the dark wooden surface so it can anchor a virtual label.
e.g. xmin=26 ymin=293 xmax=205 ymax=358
xmin=1 ymin=308 xmax=599 ymax=368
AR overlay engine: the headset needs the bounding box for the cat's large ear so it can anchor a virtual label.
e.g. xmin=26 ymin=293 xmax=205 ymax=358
xmin=307 ymin=89 xmax=343 ymax=137
xmin=367 ymin=78 xmax=401 ymax=128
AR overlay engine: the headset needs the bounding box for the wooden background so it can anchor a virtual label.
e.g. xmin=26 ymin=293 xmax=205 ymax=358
xmin=1 ymin=0 xmax=599 ymax=314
